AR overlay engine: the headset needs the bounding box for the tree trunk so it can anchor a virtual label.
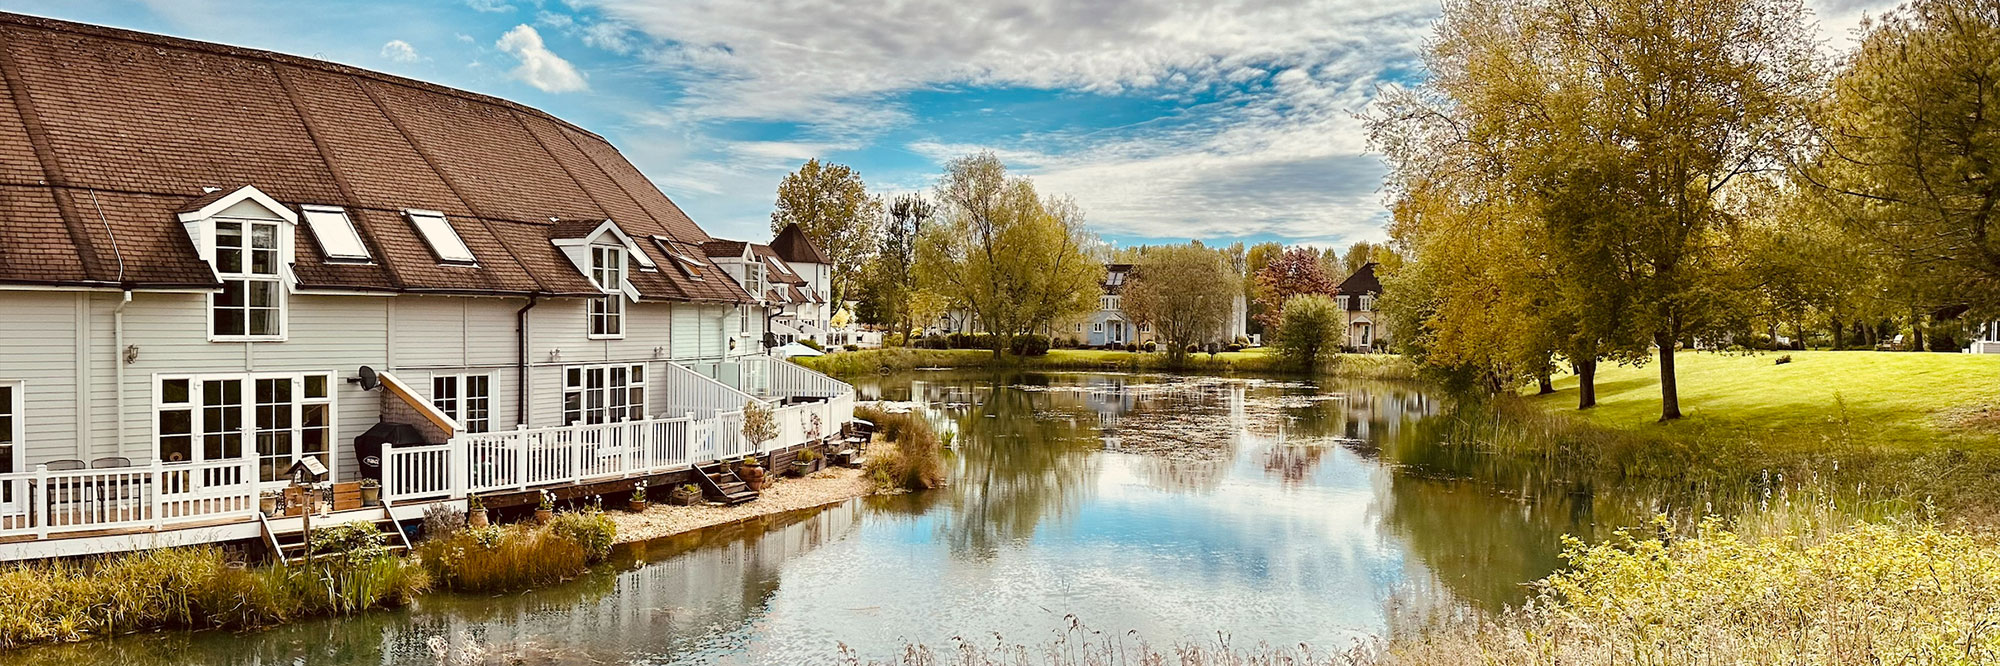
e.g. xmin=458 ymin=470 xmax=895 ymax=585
xmin=1656 ymin=332 xmax=1681 ymax=421
xmin=1575 ymin=358 xmax=1597 ymax=409
xmin=1536 ymin=373 xmax=1555 ymax=395
xmin=1829 ymin=316 xmax=1843 ymax=350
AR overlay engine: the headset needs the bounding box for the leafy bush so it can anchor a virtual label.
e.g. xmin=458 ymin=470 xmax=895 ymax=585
xmin=844 ymin=344 xmax=861 ymax=351
xmin=799 ymin=338 xmax=825 ymax=351
xmin=421 ymin=502 xmax=466 ymax=537
xmin=1009 ymin=334 xmax=1051 ymax=356
xmin=1275 ymin=294 xmax=1341 ymax=369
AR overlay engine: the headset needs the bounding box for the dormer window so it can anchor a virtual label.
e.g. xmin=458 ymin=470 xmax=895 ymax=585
xmin=588 ymin=245 xmax=625 ymax=339
xmin=213 ymin=219 xmax=285 ymax=338
xmin=301 ymin=205 xmax=370 ymax=262
xmin=178 ymin=186 xmax=297 ymax=342
xmin=407 ymin=209 xmax=476 ymax=265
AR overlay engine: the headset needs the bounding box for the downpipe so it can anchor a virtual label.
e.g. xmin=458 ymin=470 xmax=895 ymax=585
xmin=517 ymin=296 xmax=538 ymax=428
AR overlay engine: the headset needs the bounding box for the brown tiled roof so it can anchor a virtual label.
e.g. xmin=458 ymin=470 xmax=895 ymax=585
xmin=1336 ymin=262 xmax=1382 ymax=295
xmin=700 ymin=240 xmax=749 ymax=258
xmin=651 ymin=236 xmax=752 ymax=303
xmin=0 ymin=11 xmax=717 ymax=294
xmin=751 ymin=245 xmax=807 ymax=285
xmin=769 ymin=222 xmax=829 ymax=265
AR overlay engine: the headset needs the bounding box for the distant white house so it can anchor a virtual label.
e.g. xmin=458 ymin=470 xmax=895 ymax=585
xmin=937 ymin=263 xmax=1250 ymax=348
xmin=1335 ymin=262 xmax=1389 ymax=351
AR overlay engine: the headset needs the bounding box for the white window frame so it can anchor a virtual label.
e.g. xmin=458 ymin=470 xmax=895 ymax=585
xmin=431 ymin=373 xmax=493 ymax=434
xmin=407 ymin=209 xmax=477 ymax=265
xmin=1092 ymin=322 xmax=1104 ymax=333
xmin=154 ymin=371 xmax=336 ymax=486
xmin=300 ymin=204 xmax=371 ymax=262
xmin=0 ymin=380 xmax=19 ymax=475
xmin=561 ymin=363 xmax=647 ymax=425
xmin=1360 ymin=295 xmax=1374 ymax=311
xmin=208 ymin=218 xmax=289 ymax=341
xmin=588 ymin=245 xmax=627 ymax=339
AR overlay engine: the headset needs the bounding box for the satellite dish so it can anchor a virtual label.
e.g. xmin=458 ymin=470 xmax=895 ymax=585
xmin=357 ymin=366 xmax=381 ymax=391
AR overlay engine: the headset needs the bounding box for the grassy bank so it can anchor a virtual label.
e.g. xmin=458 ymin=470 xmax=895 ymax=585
xmin=1524 ymin=350 xmax=2000 ymax=451
xmin=799 ymin=346 xmax=1417 ymax=380
xmin=851 ymin=514 xmax=2000 ymax=665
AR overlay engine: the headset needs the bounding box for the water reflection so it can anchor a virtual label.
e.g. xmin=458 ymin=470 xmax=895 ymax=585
xmin=15 ymin=371 xmax=1653 ymax=665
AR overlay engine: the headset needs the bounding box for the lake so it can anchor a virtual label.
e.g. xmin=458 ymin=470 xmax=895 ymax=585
xmin=9 ymin=370 xmax=1622 ymax=665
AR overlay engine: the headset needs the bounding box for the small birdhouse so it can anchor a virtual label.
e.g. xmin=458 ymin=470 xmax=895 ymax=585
xmin=288 ymin=456 xmax=329 ymax=485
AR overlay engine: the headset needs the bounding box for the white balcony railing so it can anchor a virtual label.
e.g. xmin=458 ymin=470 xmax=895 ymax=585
xmin=0 ymin=458 xmax=259 ymax=539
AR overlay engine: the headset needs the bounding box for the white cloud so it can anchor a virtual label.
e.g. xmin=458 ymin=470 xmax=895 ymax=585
xmin=495 ymin=25 xmax=589 ymax=93
xmin=566 ymin=0 xmax=1891 ymax=245
xmin=465 ymin=0 xmax=515 ymax=13
xmin=379 ymin=39 xmax=420 ymax=63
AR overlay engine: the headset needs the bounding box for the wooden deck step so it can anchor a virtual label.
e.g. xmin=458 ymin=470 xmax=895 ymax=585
xmin=695 ymin=464 xmax=760 ymax=505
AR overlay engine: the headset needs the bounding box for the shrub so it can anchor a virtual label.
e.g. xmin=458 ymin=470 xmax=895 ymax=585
xmin=417 ymin=523 xmax=589 ymax=593
xmin=308 ymin=521 xmax=391 ymax=564
xmin=1009 ymin=334 xmax=1051 ymax=356
xmin=421 ymin=502 xmax=466 ymax=538
xmin=844 ymin=344 xmax=860 ymax=351
xmin=548 ymin=510 xmax=617 ymax=563
xmin=1775 ymin=354 xmax=1793 ymax=365
xmin=1143 ymin=341 xmax=1157 ymax=352
xmin=856 ymin=407 xmax=945 ymax=491
xmin=1123 ymin=343 xmax=1138 ymax=352
xmin=742 ymin=400 xmax=778 ymax=447
xmin=1275 ymin=294 xmax=1341 ymax=369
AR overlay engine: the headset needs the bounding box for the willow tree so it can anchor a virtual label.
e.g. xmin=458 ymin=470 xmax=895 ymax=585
xmin=917 ymin=153 xmax=1103 ymax=358
xmin=1122 ymin=244 xmax=1240 ymax=364
xmin=770 ymin=158 xmax=884 ymax=304
xmin=1810 ymin=0 xmax=2000 ymax=315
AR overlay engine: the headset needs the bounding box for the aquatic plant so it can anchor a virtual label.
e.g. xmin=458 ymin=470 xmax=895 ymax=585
xmin=858 ymin=406 xmax=945 ymax=491
xmin=548 ymin=510 xmax=617 ymax=563
xmin=0 ymin=544 xmax=426 ymax=649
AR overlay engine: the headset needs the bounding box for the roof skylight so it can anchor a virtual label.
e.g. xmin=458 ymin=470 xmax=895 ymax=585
xmin=301 ymin=205 xmax=370 ymax=261
xmin=407 ymin=210 xmax=476 ymax=265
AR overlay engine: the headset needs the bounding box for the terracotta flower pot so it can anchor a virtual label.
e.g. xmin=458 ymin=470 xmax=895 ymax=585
xmin=535 ymin=508 xmax=553 ymax=524
xmin=628 ymin=499 xmax=647 ymax=513
xmin=469 ymin=508 xmax=489 ymax=528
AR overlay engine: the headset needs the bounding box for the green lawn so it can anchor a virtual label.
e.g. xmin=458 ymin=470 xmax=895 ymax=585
xmin=798 ymin=345 xmax=1416 ymax=379
xmin=1524 ymin=351 xmax=2000 ymax=450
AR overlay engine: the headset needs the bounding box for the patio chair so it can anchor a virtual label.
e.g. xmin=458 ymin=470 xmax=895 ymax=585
xmin=43 ymin=459 xmax=85 ymax=471
xmin=90 ymin=457 xmax=132 ymax=469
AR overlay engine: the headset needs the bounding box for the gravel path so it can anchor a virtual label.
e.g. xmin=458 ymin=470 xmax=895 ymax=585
xmin=610 ymin=467 xmax=875 ymax=543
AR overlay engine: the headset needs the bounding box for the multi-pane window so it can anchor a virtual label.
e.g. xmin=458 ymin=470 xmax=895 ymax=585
xmin=159 ymin=373 xmax=332 ymax=483
xmin=588 ymin=246 xmax=625 ymax=338
xmin=562 ymin=364 xmax=646 ymax=425
xmin=1359 ymin=295 xmax=1374 ymax=311
xmin=431 ymin=374 xmax=491 ymax=433
xmin=212 ymin=219 xmax=285 ymax=338
xmin=0 ymin=382 xmax=17 ymax=474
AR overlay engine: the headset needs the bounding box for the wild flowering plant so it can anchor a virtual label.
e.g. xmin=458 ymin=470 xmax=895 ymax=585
xmin=537 ymin=490 xmax=555 ymax=512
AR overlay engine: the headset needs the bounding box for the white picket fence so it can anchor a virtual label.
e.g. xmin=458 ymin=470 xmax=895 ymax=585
xmin=0 ymin=458 xmax=260 ymax=538
xmin=380 ymin=399 xmax=846 ymax=503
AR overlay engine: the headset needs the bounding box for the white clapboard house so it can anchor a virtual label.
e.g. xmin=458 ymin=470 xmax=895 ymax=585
xmin=0 ymin=13 xmax=853 ymax=560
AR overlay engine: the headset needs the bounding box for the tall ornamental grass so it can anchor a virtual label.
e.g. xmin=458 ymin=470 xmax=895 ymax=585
xmin=857 ymin=405 xmax=945 ymax=491
xmin=0 ymin=540 xmax=427 ymax=649
xmin=415 ymin=510 xmax=616 ymax=593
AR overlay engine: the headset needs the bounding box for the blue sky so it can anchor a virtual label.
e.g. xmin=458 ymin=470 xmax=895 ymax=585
xmin=0 ymin=0 xmax=1894 ymax=248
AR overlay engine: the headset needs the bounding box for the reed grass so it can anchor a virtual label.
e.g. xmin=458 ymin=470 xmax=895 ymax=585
xmin=857 ymin=405 xmax=946 ymax=491
xmin=415 ymin=512 xmax=614 ymax=593
xmin=0 ymin=544 xmax=426 ymax=649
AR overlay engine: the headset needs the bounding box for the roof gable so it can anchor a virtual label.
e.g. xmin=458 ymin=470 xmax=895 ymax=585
xmin=1336 ymin=262 xmax=1382 ymax=295
xmin=769 ymin=223 xmax=829 ymax=265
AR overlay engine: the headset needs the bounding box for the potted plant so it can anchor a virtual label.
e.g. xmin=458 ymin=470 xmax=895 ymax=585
xmin=791 ymin=448 xmax=821 ymax=477
xmin=259 ymin=490 xmax=280 ymax=517
xmin=467 ymin=494 xmax=489 ymax=528
xmin=358 ymin=479 xmax=381 ymax=506
xmin=669 ymin=483 xmax=702 ymax=506
xmin=737 ymin=454 xmax=770 ymax=490
xmin=535 ymin=490 xmax=555 ymax=524
xmin=628 ymin=480 xmax=648 ymax=512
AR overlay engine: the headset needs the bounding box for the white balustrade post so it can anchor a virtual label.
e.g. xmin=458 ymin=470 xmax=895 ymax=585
xmin=684 ymin=411 xmax=698 ymax=466
xmin=33 ymin=464 xmax=48 ymax=538
xmin=515 ymin=424 xmax=530 ymax=491
xmin=570 ymin=425 xmax=585 ymax=485
xmin=382 ymin=445 xmax=397 ymax=504
xmin=148 ymin=460 xmax=165 ymax=524
xmin=449 ymin=434 xmax=468 ymax=500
